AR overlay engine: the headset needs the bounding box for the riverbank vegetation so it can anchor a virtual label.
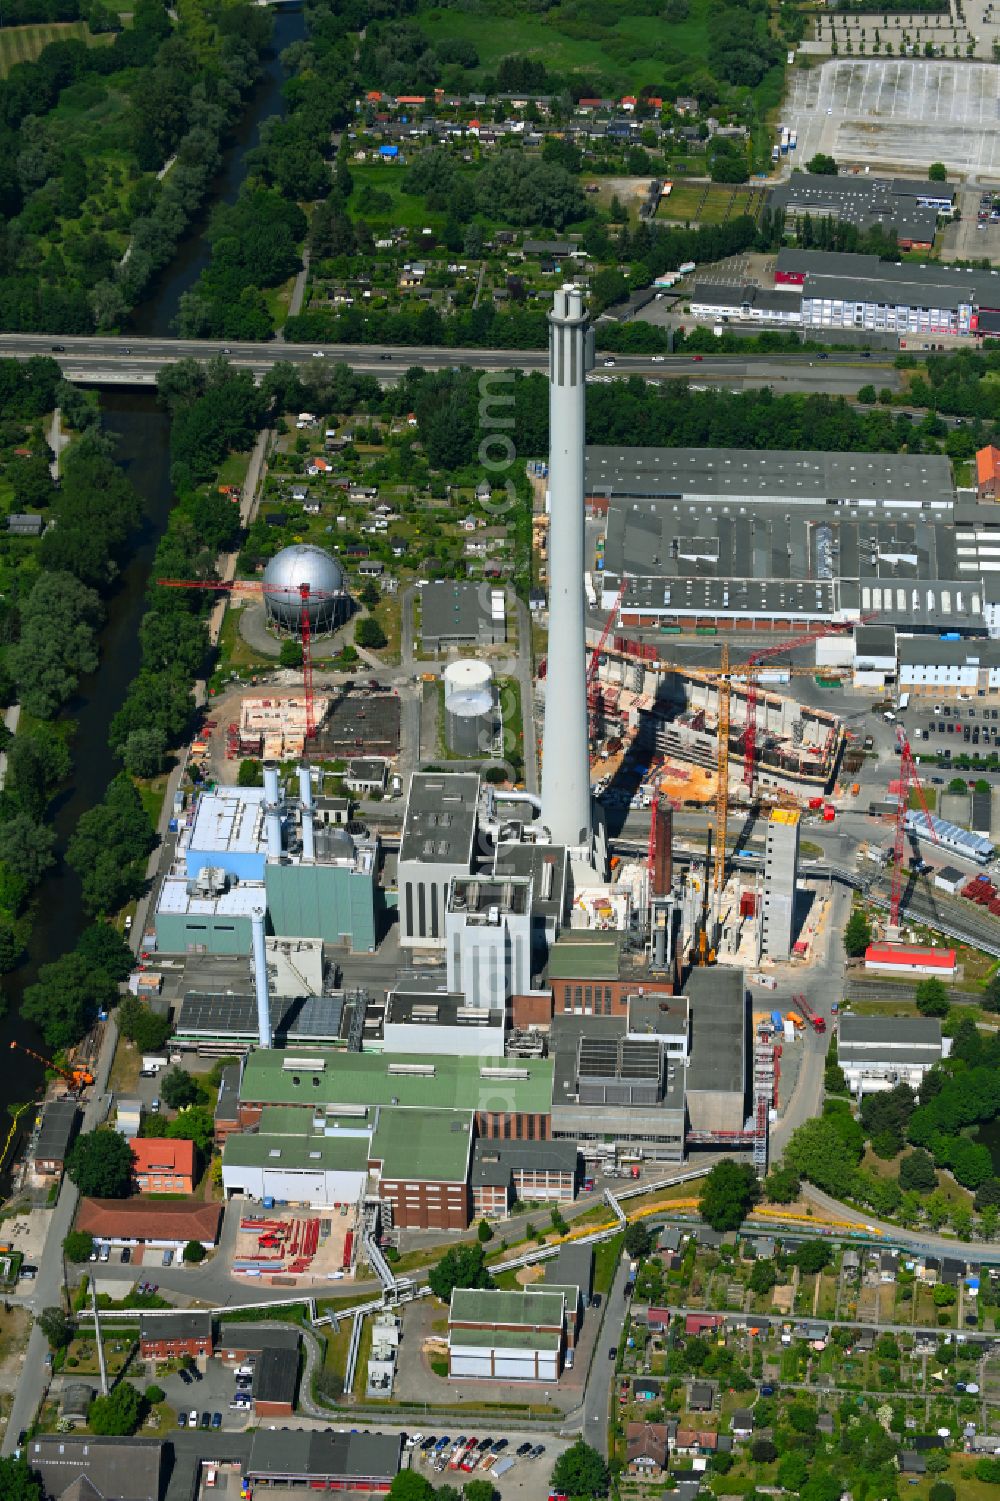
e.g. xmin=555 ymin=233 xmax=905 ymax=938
xmin=0 ymin=0 xmax=273 ymax=331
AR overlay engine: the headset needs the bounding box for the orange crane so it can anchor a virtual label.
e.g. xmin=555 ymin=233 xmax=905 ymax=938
xmin=11 ymin=1041 xmax=94 ymax=1093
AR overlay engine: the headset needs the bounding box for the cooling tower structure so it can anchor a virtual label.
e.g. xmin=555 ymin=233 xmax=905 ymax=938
xmin=444 ymin=659 xmax=495 ymax=757
xmin=540 ymin=286 xmax=604 ymax=873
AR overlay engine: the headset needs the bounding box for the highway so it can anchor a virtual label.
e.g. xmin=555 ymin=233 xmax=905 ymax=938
xmin=0 ymin=332 xmax=897 ymax=392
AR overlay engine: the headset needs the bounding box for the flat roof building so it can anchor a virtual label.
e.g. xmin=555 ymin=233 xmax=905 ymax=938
xmin=398 ymin=772 xmax=480 ymax=949
xmin=370 ymin=1106 xmax=474 ymax=1230
xmin=33 ymin=1099 xmax=79 ymax=1176
xmin=769 ymin=173 xmax=953 ymax=248
xmin=380 ymin=990 xmax=505 ymax=1057
xmin=549 ymin=1014 xmax=686 ymax=1161
xmin=420 ymin=581 xmax=506 ymax=649
xmin=838 ymin=1014 xmax=948 ymax=1095
xmin=685 ymin=968 xmax=747 ymax=1135
xmin=246 ymin=1430 xmax=401 ymax=1493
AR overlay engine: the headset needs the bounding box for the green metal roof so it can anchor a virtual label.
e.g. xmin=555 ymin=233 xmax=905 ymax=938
xmin=450 ymin=1288 xmax=565 ymax=1328
xmin=449 ymin=1327 xmax=562 ymax=1351
xmin=547 ymin=936 xmax=621 ymax=981
xmin=240 ymin=1049 xmax=553 ymax=1115
xmin=223 ymin=1131 xmax=370 ymax=1174
xmin=371 ymin=1109 xmax=472 ymax=1183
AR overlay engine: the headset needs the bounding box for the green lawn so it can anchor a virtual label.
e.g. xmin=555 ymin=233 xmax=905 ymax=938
xmin=0 ymin=20 xmax=115 ymax=75
xmin=420 ymin=0 xmax=714 ymax=90
xmin=658 ymin=181 xmax=761 ymax=226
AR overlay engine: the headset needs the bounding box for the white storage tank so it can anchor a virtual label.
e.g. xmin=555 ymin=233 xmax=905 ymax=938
xmin=444 ymin=659 xmax=495 ymax=757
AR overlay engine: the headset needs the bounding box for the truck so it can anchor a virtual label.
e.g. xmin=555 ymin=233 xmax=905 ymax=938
xmin=141 ymin=1055 xmax=168 ymax=1074
xmin=678 ymin=260 xmax=696 ymax=275
xmin=786 ymin=1012 xmax=804 ymax=1030
xmin=793 ymin=993 xmax=826 ymax=1033
xmin=770 ymin=1010 xmax=783 ymax=1030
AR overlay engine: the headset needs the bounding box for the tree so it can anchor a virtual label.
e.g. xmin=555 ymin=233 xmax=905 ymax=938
xmin=463 ymin=1483 xmax=497 ymax=1501
xmin=793 ymin=1241 xmax=831 ymax=1274
xmin=477 ymin=1219 xmax=493 ymax=1243
xmin=63 ymin=1230 xmax=95 ymax=1263
xmin=857 ymin=384 xmax=877 ymax=405
xmin=0 ymin=1459 xmax=43 ymax=1501
xmin=183 ymin=1239 xmax=206 ymax=1264
xmin=764 ymin=1164 xmax=801 ymax=1203
xmin=22 ymin=950 xmax=110 ymax=1050
xmin=359 ymin=581 xmax=380 ymax=609
xmin=784 ymin=1115 xmax=862 ymax=1198
xmin=933 ymin=1283 xmax=957 ymax=1307
xmin=355 ymin=617 xmax=387 ymax=650
xmin=699 ymin=1160 xmax=760 ymax=1231
xmin=67 ymin=773 xmax=156 ymax=916
xmin=844 ymin=909 xmax=872 ymax=957
xmin=116 ymin=995 xmax=172 ymax=1053
xmin=624 ymin=1222 xmax=652 ymax=1259
xmin=550 ymin=1440 xmax=609 ymax=1500
xmin=916 ymin=978 xmax=950 ymax=1017
xmin=930 ymin=1483 xmax=956 ymax=1501
xmin=279 ymin=638 xmax=303 ymax=668
xmin=37 ymin=1305 xmax=71 ymax=1349
xmin=807 ymin=153 xmax=838 ymax=174
xmin=752 ymin=1438 xmax=778 ymax=1463
xmin=10 ymin=572 xmax=101 ymax=719
xmin=166 ymin=1106 xmax=215 ymax=1155
xmin=899 ymin=1149 xmax=937 ymax=1192
xmin=160 ymin=1067 xmax=200 ymax=1109
xmin=928 ymin=162 xmax=948 ymax=181
xmin=121 ymin=726 xmax=167 ymax=778
xmin=948 ymin=776 xmax=968 ymax=794
xmin=388 ymin=1473 xmax=435 ymax=1501
xmin=65 ymin=1129 xmax=134 ymax=1198
xmin=0 ymin=814 xmax=56 ymax=886
xmin=88 ymin=1381 xmax=144 ymax=1436
xmin=428 ymin=1243 xmax=494 ymax=1301
xmin=749 ymin=1259 xmax=778 ymax=1295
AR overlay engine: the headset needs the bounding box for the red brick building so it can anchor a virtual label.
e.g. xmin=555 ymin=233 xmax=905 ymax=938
xmin=140 ymin=1312 xmax=213 ymax=1362
xmin=131 ymin=1138 xmax=196 ymax=1195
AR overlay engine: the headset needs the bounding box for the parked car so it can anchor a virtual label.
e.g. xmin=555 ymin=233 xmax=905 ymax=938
xmin=179 ymin=1369 xmax=193 ymax=1386
xmin=162 ymin=1250 xmax=173 ymax=1267
xmin=211 ymin=1413 xmax=222 ymax=1429
xmin=178 ymin=1412 xmax=187 ymax=1428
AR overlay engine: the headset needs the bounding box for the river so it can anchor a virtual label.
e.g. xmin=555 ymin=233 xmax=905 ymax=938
xmin=0 ymin=6 xmax=304 ymax=1151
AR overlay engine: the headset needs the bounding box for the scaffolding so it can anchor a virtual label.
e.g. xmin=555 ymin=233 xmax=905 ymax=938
xmin=752 ymin=1022 xmax=776 ymax=1175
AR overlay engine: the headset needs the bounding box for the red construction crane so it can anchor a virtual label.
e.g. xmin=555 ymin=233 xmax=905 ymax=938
xmin=157 ymin=577 xmax=340 ymax=741
xmin=889 ymin=727 xmax=938 ymax=932
xmin=10 ymin=1041 xmax=94 ymax=1093
xmin=738 ymin=615 xmax=876 ymax=796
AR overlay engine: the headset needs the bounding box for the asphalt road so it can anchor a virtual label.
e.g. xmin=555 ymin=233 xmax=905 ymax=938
xmin=0 ymin=333 xmax=897 ymax=394
xmin=583 ymin=1249 xmax=630 ymax=1457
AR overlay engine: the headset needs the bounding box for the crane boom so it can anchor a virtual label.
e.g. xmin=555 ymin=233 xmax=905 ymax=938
xmin=890 ymin=729 xmax=938 ymax=930
xmin=156 ymin=576 xmax=339 ymax=742
xmin=10 ymin=1040 xmax=94 ymax=1090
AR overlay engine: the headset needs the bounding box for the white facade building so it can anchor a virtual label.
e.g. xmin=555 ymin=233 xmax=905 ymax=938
xmin=445 ymin=875 xmax=533 ymax=1009
xmin=838 ymin=1015 xmax=949 ymax=1095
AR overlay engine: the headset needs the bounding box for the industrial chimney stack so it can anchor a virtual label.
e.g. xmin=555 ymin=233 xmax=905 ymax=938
xmin=263 ymin=760 xmax=282 ymax=859
xmin=541 ymin=286 xmax=596 ymax=856
xmin=298 ymin=762 xmax=315 ymax=862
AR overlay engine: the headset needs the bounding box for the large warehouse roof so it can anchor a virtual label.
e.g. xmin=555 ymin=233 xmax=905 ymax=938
xmin=400 ymin=771 xmax=480 ymax=866
xmin=585 ymin=446 xmax=954 ymax=505
xmin=240 ymin=1048 xmax=553 ymax=1114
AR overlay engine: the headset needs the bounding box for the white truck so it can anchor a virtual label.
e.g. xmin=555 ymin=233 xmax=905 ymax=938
xmin=141 ymin=1055 xmax=169 ymax=1074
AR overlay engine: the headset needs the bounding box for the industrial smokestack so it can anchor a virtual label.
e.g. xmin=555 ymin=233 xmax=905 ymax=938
xmin=540 ymin=286 xmax=594 ymax=852
xmin=298 ymin=762 xmax=315 ymax=862
xmin=651 ymin=803 xmax=673 ymax=897
xmin=251 ymin=907 xmax=272 ymax=1049
xmin=263 ymin=760 xmax=282 ymax=859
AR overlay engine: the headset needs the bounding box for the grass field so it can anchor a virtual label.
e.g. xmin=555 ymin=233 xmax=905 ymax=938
xmin=658 ymin=180 xmax=764 ymax=225
xmin=0 ymin=21 xmax=114 ymax=76
xmin=419 ymin=1 xmax=714 ymax=91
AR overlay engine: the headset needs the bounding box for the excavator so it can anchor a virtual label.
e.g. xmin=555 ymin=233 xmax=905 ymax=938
xmin=11 ymin=1041 xmax=94 ymax=1095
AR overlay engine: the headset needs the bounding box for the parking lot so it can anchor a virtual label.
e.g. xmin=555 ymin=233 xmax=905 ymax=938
xmin=785 ymin=60 xmax=1000 ymax=177
xmin=144 ymin=1356 xmax=253 ymax=1434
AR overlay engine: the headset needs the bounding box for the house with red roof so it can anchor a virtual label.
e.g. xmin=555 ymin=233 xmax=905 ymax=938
xmin=131 ymin=1137 xmax=196 ymax=1195
xmin=976 ymin=444 xmax=1000 ymax=499
xmin=864 ymin=943 xmax=956 ymax=976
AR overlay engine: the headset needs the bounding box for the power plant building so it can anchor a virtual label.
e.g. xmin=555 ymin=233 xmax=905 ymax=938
xmin=445 ymin=875 xmax=533 ymax=1010
xmin=684 ymin=968 xmax=748 ymax=1135
xmin=398 ymin=772 xmax=480 ymax=949
xmin=420 ymin=582 xmax=506 ymax=650
xmin=761 ymin=810 xmax=800 ymax=962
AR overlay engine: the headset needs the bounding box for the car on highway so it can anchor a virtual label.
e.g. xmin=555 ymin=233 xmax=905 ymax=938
xmin=603 ymin=358 xmax=616 ymax=367
xmin=380 ymin=353 xmax=392 ymax=360
xmin=691 ymin=354 xmax=703 ymax=361
xmin=312 ymin=350 xmax=325 ymax=358
xmin=608 ymin=1345 xmax=618 ymax=1359
xmin=51 ymin=345 xmax=65 ymax=352
xmin=651 ymin=355 xmax=664 ymax=362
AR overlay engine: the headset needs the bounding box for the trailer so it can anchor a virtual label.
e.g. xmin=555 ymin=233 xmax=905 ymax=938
xmin=792 ymin=993 xmax=826 ymax=1034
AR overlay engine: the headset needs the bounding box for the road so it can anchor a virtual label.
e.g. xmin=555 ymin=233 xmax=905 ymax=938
xmin=0 ymin=333 xmax=898 ymax=393
xmin=583 ymin=1250 xmax=630 ymax=1457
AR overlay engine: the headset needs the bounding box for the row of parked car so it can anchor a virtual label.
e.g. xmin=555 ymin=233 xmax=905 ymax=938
xmin=177 ymin=1410 xmax=223 ymax=1430
xmin=412 ymin=1434 xmax=545 ymax=1474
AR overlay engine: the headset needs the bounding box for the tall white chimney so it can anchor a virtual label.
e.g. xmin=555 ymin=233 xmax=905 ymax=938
xmin=263 ymin=760 xmax=282 ymax=859
xmin=298 ymin=762 xmax=315 ymax=862
xmin=251 ymin=907 xmax=272 ymax=1049
xmin=540 ymin=285 xmax=594 ymax=852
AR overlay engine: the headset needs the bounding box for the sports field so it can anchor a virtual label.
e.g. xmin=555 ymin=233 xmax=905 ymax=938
xmin=0 ymin=21 xmax=114 ymax=76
